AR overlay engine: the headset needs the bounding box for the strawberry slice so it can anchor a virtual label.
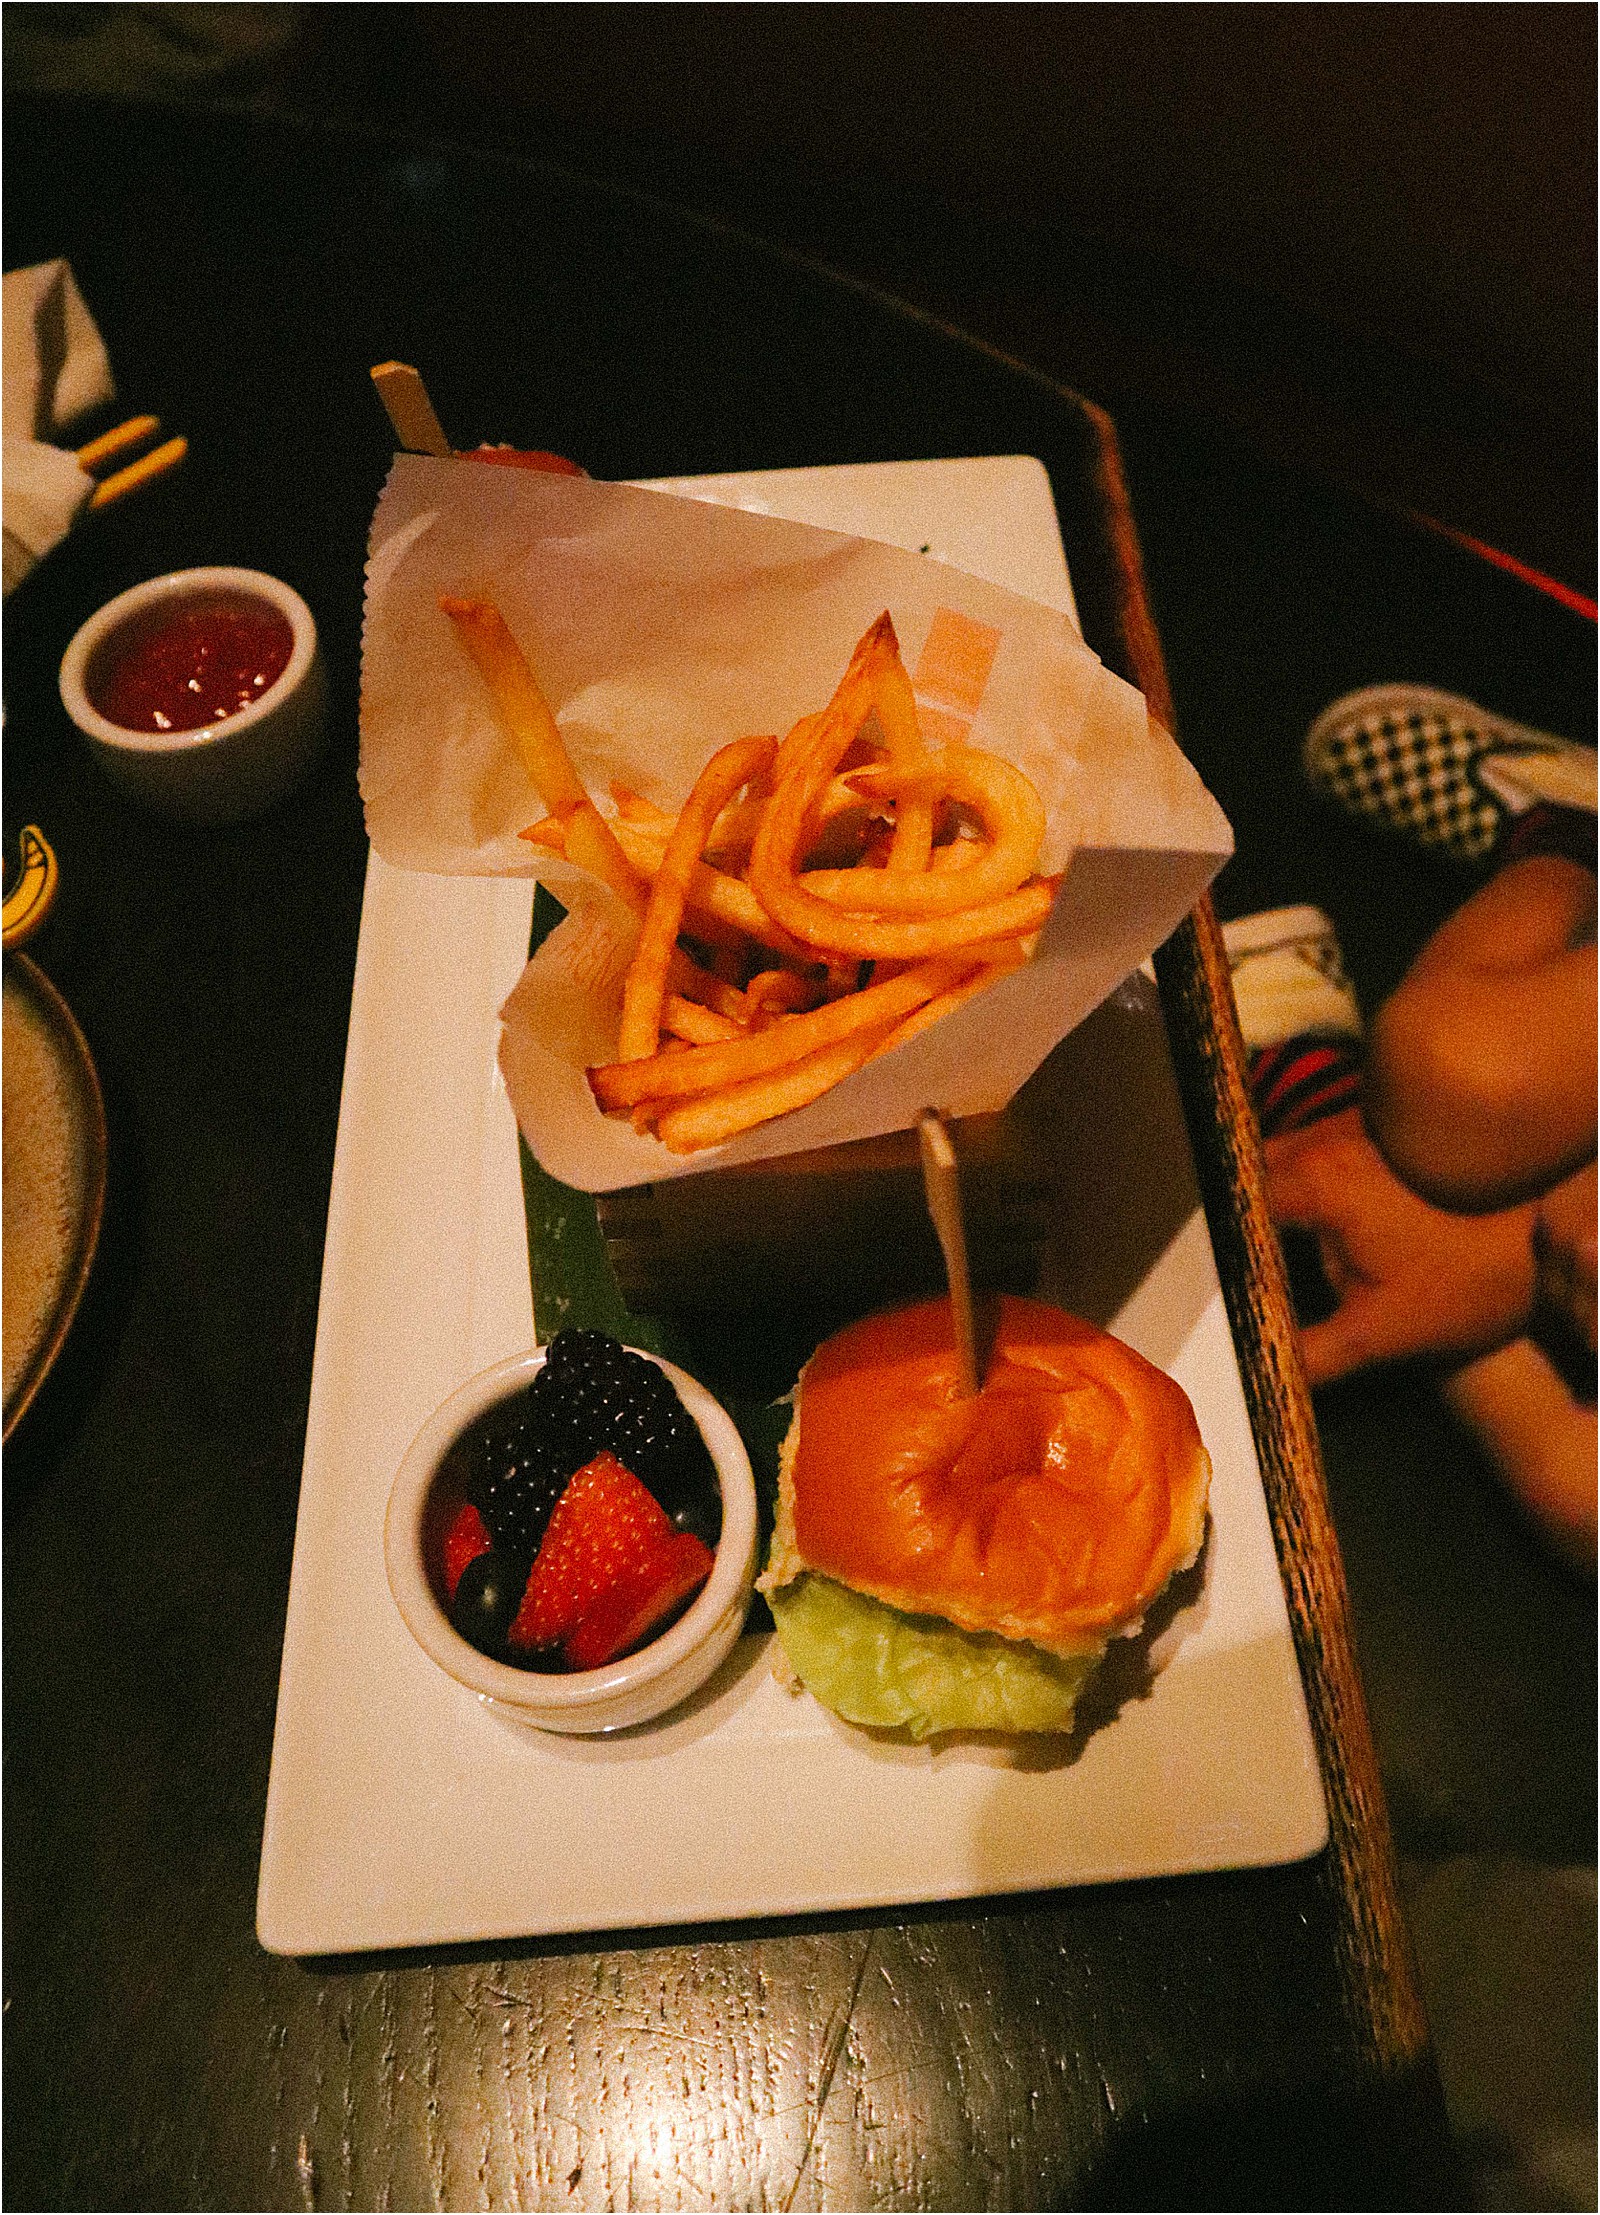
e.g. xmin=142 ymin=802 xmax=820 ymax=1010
xmin=562 ymin=1530 xmax=716 ymax=1672
xmin=508 ymin=1450 xmax=677 ymax=1654
xmin=442 ymin=1500 xmax=493 ymax=1600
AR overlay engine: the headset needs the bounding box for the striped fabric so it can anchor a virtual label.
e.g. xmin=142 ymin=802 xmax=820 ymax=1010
xmin=1248 ymin=1035 xmax=1364 ymax=1138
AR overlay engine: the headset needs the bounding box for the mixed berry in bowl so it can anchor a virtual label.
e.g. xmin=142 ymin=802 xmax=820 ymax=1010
xmin=386 ymin=1335 xmax=757 ymax=1734
xmin=440 ymin=1330 xmax=723 ymax=1671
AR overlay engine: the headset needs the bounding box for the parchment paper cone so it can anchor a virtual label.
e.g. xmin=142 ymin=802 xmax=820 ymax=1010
xmin=360 ymin=457 xmax=1232 ymax=1195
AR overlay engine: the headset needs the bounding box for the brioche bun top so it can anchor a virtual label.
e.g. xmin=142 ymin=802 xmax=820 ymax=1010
xmin=768 ymin=1295 xmax=1210 ymax=1656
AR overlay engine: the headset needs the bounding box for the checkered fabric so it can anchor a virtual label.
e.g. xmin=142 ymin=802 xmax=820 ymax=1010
xmin=1303 ymin=695 xmax=1537 ymax=862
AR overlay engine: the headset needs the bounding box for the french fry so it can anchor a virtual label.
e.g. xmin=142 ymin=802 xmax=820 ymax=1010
xmin=615 ymin=776 xmax=882 ymax=868
xmin=744 ymin=968 xmax=825 ymax=1021
xmin=610 ymin=785 xmax=669 ymax=824
xmin=868 ymin=634 xmax=935 ymax=873
xmin=618 ymin=734 xmax=777 ymax=1062
xmin=560 ymin=797 xmax=651 ymax=919
xmin=450 ymin=599 xmax=1061 ymax=1154
xmin=590 ymin=952 xmax=981 ymax=1114
xmin=655 ymin=1026 xmax=900 ymax=1153
xmin=521 ymin=811 xmax=755 ymax=956
xmin=804 ymin=748 xmax=1046 ymax=913
xmin=887 ymin=797 xmax=934 ymax=875
xmin=439 ymin=597 xmax=587 ymax=814
xmin=663 ymin=956 xmax=749 ymax=1021
xmin=604 ymin=816 xmax=811 ymax=958
xmin=518 ymin=806 xmax=750 ymax=1014
xmin=443 ymin=593 xmax=656 ymax=928
xmin=770 ymin=708 xmax=826 ymax=788
xmin=872 ymin=944 xmax=1029 ymax=1055
xmin=748 ymin=859 xmax=1057 ymax=961
xmin=662 ymin=995 xmax=746 ymax=1045
xmin=865 ymin=627 xmax=924 ymax=760
xmin=931 ymin=835 xmax=986 ymax=870
xmin=746 ymin=624 xmax=1059 ymax=957
xmin=769 ymin=614 xmax=899 ymax=790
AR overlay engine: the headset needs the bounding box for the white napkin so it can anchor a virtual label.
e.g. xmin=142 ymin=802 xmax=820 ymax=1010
xmin=3 ymin=259 xmax=115 ymax=594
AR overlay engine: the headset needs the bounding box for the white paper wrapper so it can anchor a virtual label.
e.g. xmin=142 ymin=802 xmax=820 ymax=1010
xmin=361 ymin=456 xmax=1232 ymax=1190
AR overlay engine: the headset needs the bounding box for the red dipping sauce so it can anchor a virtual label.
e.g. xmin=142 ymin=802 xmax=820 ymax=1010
xmin=466 ymin=445 xmax=587 ymax=476
xmin=87 ymin=592 xmax=295 ymax=735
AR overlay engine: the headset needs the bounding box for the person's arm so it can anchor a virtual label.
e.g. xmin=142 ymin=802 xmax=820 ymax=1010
xmin=1365 ymin=855 xmax=1597 ymax=1211
xmin=1443 ymin=1340 xmax=1597 ymax=1572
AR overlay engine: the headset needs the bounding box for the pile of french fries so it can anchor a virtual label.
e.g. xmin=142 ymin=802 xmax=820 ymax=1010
xmin=443 ymin=599 xmax=1058 ymax=1154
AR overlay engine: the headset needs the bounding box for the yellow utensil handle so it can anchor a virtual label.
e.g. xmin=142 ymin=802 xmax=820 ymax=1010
xmin=3 ymin=825 xmax=59 ymax=950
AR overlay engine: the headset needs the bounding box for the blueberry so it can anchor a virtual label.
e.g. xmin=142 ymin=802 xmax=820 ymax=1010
xmin=449 ymin=1549 xmax=529 ymax=1663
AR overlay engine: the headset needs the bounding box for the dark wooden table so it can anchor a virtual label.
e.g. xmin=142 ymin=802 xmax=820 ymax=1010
xmin=4 ymin=96 xmax=1465 ymax=2210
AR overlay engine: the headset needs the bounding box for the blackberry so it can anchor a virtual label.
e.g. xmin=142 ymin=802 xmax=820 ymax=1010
xmin=439 ymin=1335 xmax=722 ymax=1584
xmin=536 ymin=1331 xmax=721 ymax=1544
xmin=441 ymin=1385 xmax=570 ymax=1566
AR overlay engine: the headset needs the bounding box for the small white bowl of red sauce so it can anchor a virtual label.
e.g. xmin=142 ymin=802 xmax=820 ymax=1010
xmin=58 ymin=566 xmax=325 ymax=825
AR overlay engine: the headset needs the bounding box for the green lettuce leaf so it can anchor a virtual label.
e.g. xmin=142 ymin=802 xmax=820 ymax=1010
xmin=767 ymin=1572 xmax=1099 ymax=1740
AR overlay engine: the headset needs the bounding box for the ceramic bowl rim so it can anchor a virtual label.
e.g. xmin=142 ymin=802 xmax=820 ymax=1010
xmin=58 ymin=565 xmax=318 ymax=756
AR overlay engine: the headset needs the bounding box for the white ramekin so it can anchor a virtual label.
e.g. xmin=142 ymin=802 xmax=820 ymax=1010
xmin=384 ymin=1346 xmax=758 ymax=1734
xmin=58 ymin=566 xmax=325 ymax=825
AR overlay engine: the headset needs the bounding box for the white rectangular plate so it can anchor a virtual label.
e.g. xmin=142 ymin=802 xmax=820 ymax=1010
xmin=257 ymin=457 xmax=1327 ymax=1956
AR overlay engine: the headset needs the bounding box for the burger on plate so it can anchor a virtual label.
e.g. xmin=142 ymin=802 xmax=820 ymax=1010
xmin=758 ymin=1294 xmax=1211 ymax=1739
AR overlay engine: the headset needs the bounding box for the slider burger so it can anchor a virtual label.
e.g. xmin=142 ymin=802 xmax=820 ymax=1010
xmin=758 ymin=1295 xmax=1211 ymax=1739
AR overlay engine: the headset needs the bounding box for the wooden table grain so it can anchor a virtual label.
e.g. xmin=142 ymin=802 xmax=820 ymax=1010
xmin=2 ymin=96 xmax=1458 ymax=2210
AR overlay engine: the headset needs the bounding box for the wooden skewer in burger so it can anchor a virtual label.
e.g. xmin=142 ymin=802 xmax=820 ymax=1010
xmin=757 ymin=1112 xmax=1212 ymax=1739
